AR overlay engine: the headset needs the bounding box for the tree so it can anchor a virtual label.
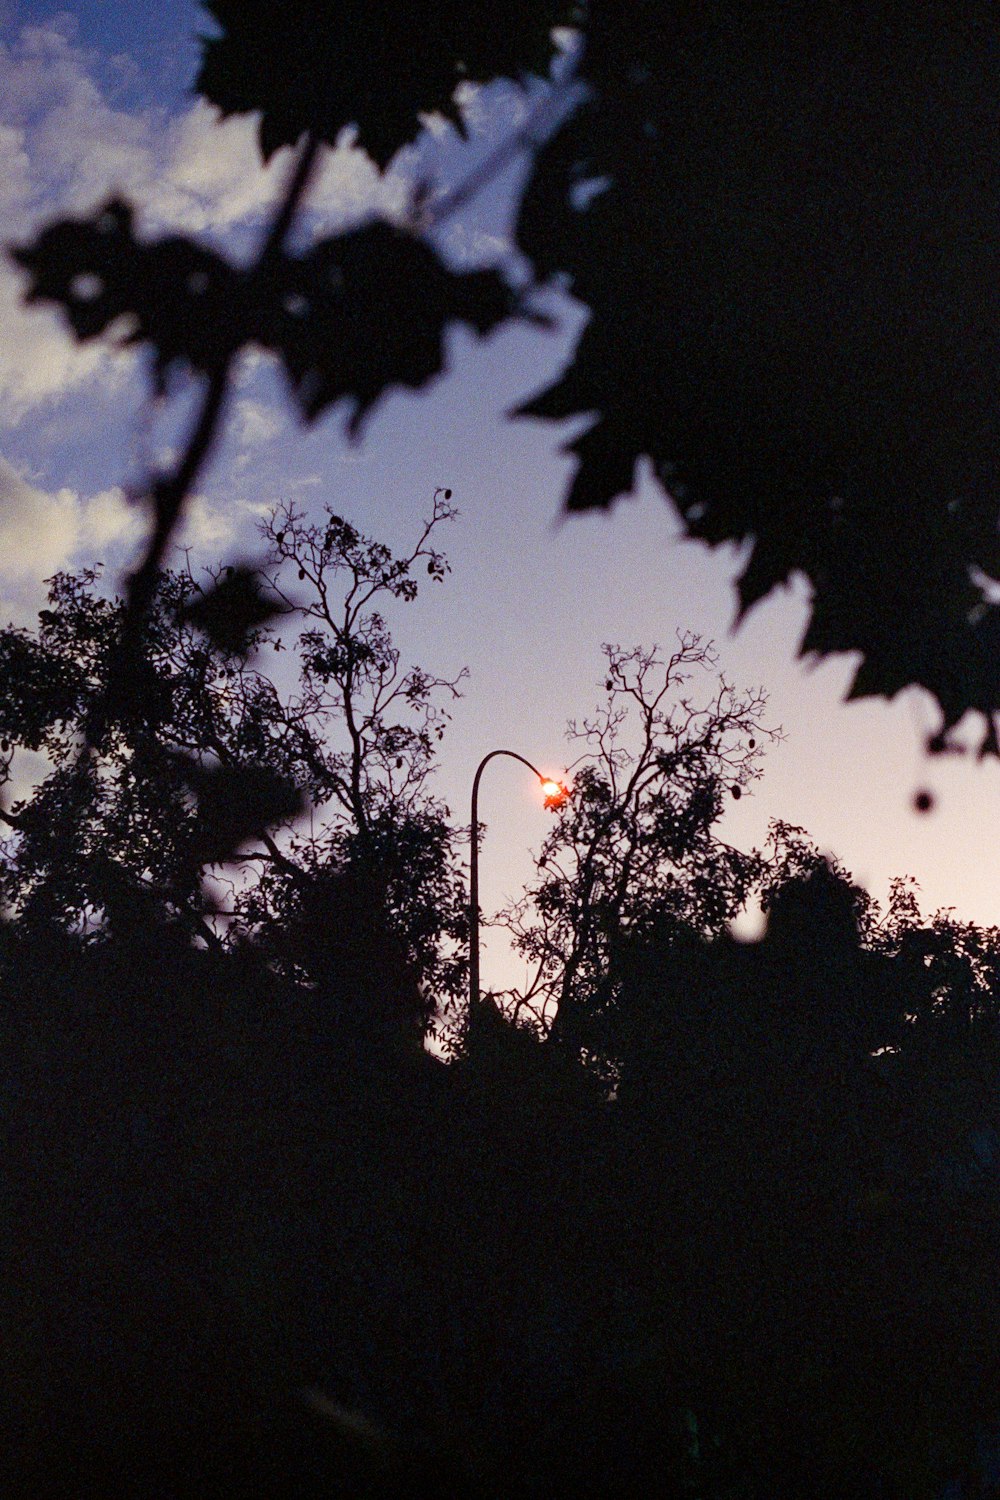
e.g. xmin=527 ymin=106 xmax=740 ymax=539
xmin=9 ymin=3 xmax=999 ymax=759
xmin=496 ymin=635 xmax=780 ymax=1057
xmin=4 ymin=12 xmax=1000 ymax=1484
xmin=0 ymin=563 xmax=271 ymax=944
xmin=233 ymin=489 xmax=469 ymax=1009
xmin=608 ymin=869 xmax=1000 ymax=1498
xmin=515 ymin=3 xmax=1000 ymax=748
xmin=0 ymin=494 xmax=468 ymax=1016
xmin=761 ymin=820 xmax=1000 ymax=1048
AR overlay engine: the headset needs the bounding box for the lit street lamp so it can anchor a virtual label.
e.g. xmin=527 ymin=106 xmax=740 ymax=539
xmin=468 ymin=750 xmax=570 ymax=1014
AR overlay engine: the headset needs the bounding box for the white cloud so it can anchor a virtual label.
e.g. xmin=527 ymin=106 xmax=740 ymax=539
xmin=0 ymin=456 xmax=79 ymax=580
xmin=232 ymin=397 xmax=283 ymax=448
xmin=175 ymin=492 xmax=235 ymax=553
xmin=83 ymin=485 xmax=144 ymax=552
xmin=0 ymin=263 xmax=131 ymax=418
xmin=0 ymin=122 xmax=33 ymax=219
xmin=239 ymin=498 xmax=276 ymax=519
xmin=0 ymin=20 xmax=404 ymax=424
xmin=0 ymin=446 xmax=246 ymax=636
xmin=440 ymin=221 xmax=512 ymax=269
xmin=0 ymin=456 xmax=144 ymax=621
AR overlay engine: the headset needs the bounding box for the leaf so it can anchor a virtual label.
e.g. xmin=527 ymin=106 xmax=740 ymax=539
xmin=10 ymin=199 xmax=246 ymax=387
xmin=174 ymin=757 xmax=304 ymax=864
xmin=513 ymin=4 xmax=1000 ymax=730
xmin=197 ymin=0 xmax=573 ymax=168
xmin=179 ymin=567 xmax=283 ymax=655
xmin=273 ymin=221 xmax=513 ymax=431
xmin=13 ymin=205 xmax=514 ymax=443
xmin=0 ymin=626 xmax=89 ymax=750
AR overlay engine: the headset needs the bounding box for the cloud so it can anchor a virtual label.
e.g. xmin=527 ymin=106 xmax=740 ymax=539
xmin=0 ymin=450 xmax=240 ymax=625
xmin=0 ymin=23 xmax=271 ymax=233
xmin=0 ymin=262 xmax=132 ymax=419
xmin=0 ymin=455 xmax=144 ymax=621
xmin=0 ymin=456 xmax=79 ymax=581
xmin=84 ymin=485 xmax=144 ymax=552
xmin=232 ymin=397 xmax=283 ymax=449
xmin=0 ymin=19 xmax=404 ymax=424
xmin=239 ymin=499 xmax=275 ymax=519
xmin=440 ymin=221 xmax=512 ymax=269
xmin=175 ymin=492 xmax=235 ymax=553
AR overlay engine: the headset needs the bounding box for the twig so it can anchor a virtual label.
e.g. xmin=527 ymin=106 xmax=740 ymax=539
xmin=108 ymin=131 xmax=323 ymax=741
xmin=128 ymin=131 xmax=321 ymax=607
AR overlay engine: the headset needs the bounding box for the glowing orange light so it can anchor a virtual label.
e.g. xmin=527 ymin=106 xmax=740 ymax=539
xmin=541 ymin=778 xmax=570 ymax=809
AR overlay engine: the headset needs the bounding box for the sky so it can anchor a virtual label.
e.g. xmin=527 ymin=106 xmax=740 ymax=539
xmin=2 ymin=2 xmax=1000 ymax=996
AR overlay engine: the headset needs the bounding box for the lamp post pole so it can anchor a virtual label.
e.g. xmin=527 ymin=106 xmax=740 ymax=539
xmin=469 ymin=749 xmax=566 ymax=1015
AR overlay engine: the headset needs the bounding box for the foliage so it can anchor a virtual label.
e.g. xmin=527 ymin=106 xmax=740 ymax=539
xmin=0 ymin=566 xmax=258 ymax=938
xmin=12 ymin=201 xmax=514 ymax=432
xmin=232 ymin=490 xmax=470 ymax=1006
xmin=9 ymin=4 xmax=1000 ymax=751
xmin=612 ymin=872 xmax=1000 ymax=1498
xmin=0 ymin=497 xmax=468 ymax=1011
xmin=6 ymin=879 xmax=1000 ymax=1496
xmin=197 ymin=0 xmax=575 ymax=167
xmin=761 ymin=821 xmax=1000 ymax=1049
xmin=758 ymin=818 xmax=881 ymax=940
xmin=516 ymin=3 xmax=1000 ymax=747
xmin=496 ymin=635 xmax=779 ymax=1054
xmin=5 ymin=6 xmax=1000 ymax=1490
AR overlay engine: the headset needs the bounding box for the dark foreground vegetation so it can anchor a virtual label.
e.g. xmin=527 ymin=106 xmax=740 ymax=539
xmin=5 ymin=1 xmax=1000 ymax=1492
xmin=4 ymin=860 xmax=1000 ymax=1497
xmin=13 ymin=503 xmax=1000 ymax=1493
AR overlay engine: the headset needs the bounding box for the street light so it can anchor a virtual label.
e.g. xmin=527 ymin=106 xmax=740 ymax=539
xmin=468 ymin=749 xmax=570 ymax=1014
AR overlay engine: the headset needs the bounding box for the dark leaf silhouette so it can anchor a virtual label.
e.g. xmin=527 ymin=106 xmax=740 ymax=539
xmin=176 ymin=757 xmax=303 ymax=865
xmin=11 ymin=199 xmax=245 ymax=388
xmin=179 ymin=566 xmax=283 ymax=655
xmin=515 ymin=3 xmax=1000 ymax=739
xmin=14 ymin=208 xmax=513 ymax=439
xmin=273 ymin=221 xmax=513 ymax=431
xmin=11 ymin=4 xmax=1000 ymax=744
xmin=197 ymin=0 xmax=573 ymax=167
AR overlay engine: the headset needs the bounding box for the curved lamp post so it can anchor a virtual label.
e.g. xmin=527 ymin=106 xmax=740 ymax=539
xmin=469 ymin=749 xmax=569 ymax=1013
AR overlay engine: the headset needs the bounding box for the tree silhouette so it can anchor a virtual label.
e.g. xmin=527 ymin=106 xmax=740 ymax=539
xmin=496 ymin=635 xmax=779 ymax=1063
xmin=612 ymin=853 xmax=1000 ymax=1497
xmin=0 ymin=495 xmax=467 ymax=1017
xmin=4 ymin=5 xmax=1000 ymax=1491
xmin=234 ymin=490 xmax=469 ymax=1010
xmin=762 ymin=821 xmax=1000 ymax=1050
